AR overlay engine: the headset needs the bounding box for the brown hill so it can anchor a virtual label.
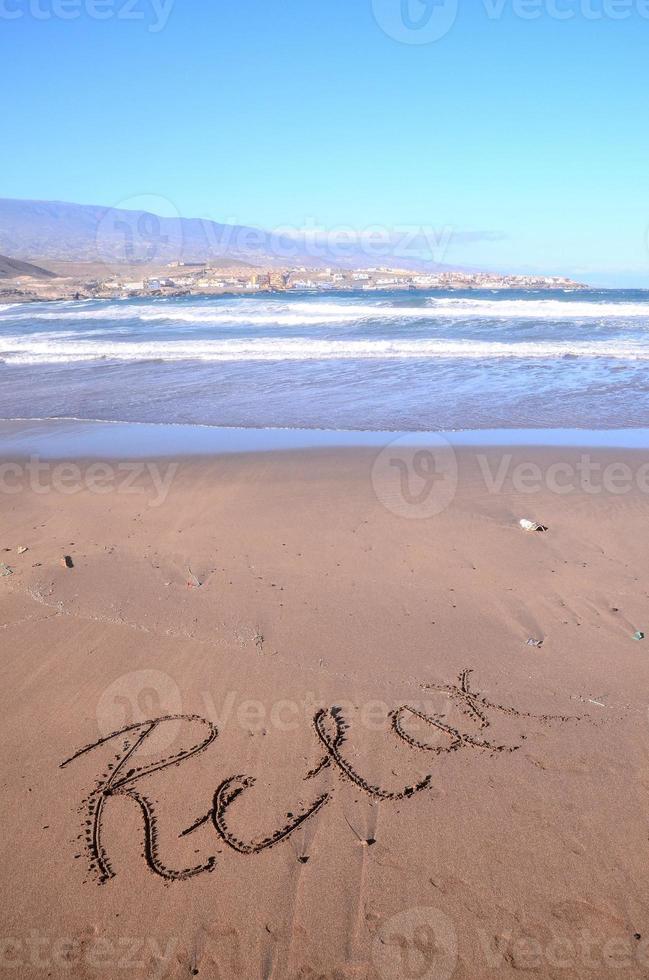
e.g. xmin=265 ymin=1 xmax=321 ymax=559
xmin=0 ymin=253 xmax=56 ymax=279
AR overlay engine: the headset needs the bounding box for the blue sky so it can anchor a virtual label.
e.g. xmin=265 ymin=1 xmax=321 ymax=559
xmin=2 ymin=0 xmax=649 ymax=285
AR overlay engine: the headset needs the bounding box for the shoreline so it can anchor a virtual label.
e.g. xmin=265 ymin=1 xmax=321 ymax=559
xmin=3 ymin=418 xmax=649 ymax=458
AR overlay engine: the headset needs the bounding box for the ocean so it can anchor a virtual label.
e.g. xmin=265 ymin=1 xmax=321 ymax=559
xmin=1 ymin=288 xmax=649 ymax=431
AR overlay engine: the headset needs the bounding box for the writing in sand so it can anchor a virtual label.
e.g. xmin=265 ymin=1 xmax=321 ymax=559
xmin=60 ymin=669 xmax=575 ymax=883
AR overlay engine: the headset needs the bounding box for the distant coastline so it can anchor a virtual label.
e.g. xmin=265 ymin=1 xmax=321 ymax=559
xmin=0 ymin=263 xmax=587 ymax=305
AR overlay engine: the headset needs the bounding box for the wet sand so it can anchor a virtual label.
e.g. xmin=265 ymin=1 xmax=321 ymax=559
xmin=2 ymin=445 xmax=649 ymax=978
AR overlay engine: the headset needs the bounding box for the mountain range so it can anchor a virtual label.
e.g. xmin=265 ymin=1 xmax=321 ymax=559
xmin=0 ymin=198 xmax=465 ymax=273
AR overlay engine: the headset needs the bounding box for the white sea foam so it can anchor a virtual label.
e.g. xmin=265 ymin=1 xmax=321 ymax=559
xmin=424 ymin=298 xmax=649 ymax=319
xmin=2 ymin=296 xmax=649 ymax=325
xmin=3 ymin=336 xmax=649 ymax=364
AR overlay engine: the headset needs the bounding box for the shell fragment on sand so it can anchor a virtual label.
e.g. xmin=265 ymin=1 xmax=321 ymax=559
xmin=519 ymin=519 xmax=549 ymax=532
xmin=526 ymin=638 xmax=544 ymax=648
xmin=632 ymin=631 xmax=645 ymax=642
xmin=17 ymin=546 xmax=28 ymax=555
xmin=0 ymin=563 xmax=13 ymax=576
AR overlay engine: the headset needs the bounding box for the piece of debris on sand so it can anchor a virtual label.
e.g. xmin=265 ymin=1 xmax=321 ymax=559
xmin=60 ymin=556 xmax=74 ymax=569
xmin=519 ymin=519 xmax=549 ymax=533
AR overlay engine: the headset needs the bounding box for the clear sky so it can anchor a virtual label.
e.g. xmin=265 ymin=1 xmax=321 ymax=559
xmin=2 ymin=0 xmax=649 ymax=285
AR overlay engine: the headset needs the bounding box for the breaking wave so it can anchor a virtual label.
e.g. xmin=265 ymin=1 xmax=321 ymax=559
xmin=3 ymin=336 xmax=649 ymax=364
xmin=2 ymin=295 xmax=649 ymax=328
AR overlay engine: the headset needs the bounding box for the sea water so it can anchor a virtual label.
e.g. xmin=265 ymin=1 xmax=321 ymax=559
xmin=1 ymin=288 xmax=648 ymax=430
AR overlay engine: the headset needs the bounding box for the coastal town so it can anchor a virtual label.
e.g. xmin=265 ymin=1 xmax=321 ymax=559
xmin=115 ymin=264 xmax=584 ymax=295
xmin=0 ymin=259 xmax=585 ymax=303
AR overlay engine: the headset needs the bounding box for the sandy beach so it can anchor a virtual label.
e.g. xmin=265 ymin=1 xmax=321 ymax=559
xmin=2 ymin=444 xmax=649 ymax=978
